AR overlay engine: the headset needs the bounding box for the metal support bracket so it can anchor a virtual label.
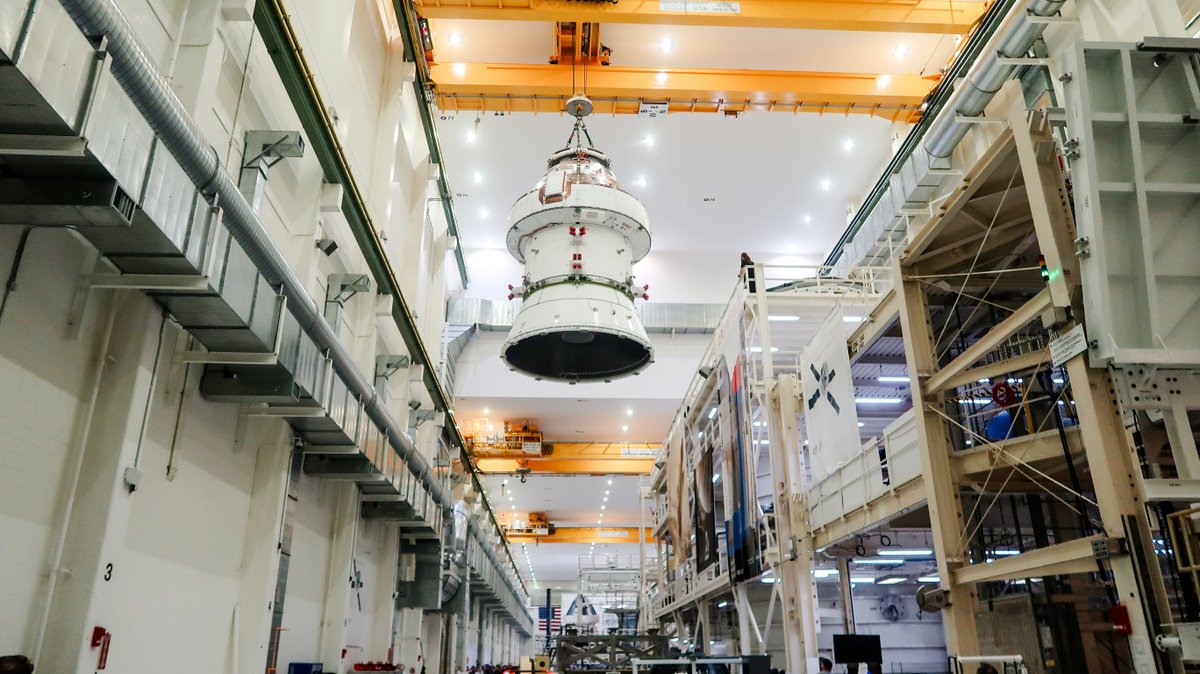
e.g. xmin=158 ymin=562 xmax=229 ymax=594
xmin=88 ymin=273 xmax=210 ymax=290
xmin=1136 ymin=37 xmax=1200 ymax=54
xmin=0 ymin=133 xmax=88 ymax=157
xmin=175 ymin=351 xmax=278 ymax=365
xmin=1025 ymin=14 xmax=1078 ymax=25
xmin=996 ymin=56 xmax=1053 ymax=67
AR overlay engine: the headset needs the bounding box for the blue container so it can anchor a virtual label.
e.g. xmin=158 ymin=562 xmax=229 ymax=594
xmin=288 ymin=664 xmax=323 ymax=674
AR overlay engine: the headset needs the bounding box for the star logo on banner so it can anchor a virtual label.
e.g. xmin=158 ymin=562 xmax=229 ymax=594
xmin=807 ymin=363 xmax=841 ymax=414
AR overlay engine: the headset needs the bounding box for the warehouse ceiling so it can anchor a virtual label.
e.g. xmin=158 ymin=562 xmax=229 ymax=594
xmin=424 ymin=1 xmax=985 ymax=592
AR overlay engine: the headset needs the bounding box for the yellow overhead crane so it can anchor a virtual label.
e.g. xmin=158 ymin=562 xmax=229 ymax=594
xmin=428 ymin=62 xmax=933 ymax=119
xmin=416 ymin=0 xmax=982 ymax=118
xmin=412 ymin=0 xmax=986 ymax=35
xmin=465 ymin=421 xmax=659 ymax=474
xmin=507 ymin=527 xmax=656 ymax=544
xmin=500 ymin=512 xmax=656 ymax=543
xmin=473 ymin=443 xmax=660 ymax=475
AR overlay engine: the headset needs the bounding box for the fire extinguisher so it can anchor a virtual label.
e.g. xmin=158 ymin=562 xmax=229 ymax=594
xmin=91 ymin=626 xmax=112 ymax=670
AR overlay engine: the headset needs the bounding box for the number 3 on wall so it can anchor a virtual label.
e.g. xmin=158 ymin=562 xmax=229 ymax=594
xmin=104 ymin=563 xmax=113 ymax=582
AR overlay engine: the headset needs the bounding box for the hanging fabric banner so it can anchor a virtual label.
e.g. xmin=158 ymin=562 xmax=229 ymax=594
xmin=802 ymin=305 xmax=860 ymax=481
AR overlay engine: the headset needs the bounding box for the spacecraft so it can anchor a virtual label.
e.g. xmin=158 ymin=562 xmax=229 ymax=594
xmin=501 ymin=96 xmax=654 ymax=383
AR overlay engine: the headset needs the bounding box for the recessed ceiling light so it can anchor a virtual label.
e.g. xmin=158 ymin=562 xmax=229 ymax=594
xmin=843 ymin=138 xmax=855 ymax=152
xmin=452 ymin=63 xmax=467 ymax=78
xmin=483 ymin=407 xmax=489 ymax=414
xmin=803 ymin=214 xmax=812 ymax=224
xmin=601 ymin=505 xmax=606 ymax=510
xmin=820 ymin=179 xmax=831 ymax=192
xmin=607 ymin=479 xmax=613 ymax=485
xmin=876 ymin=74 xmax=892 ymax=90
xmin=952 ymin=34 xmax=963 ymax=45
xmin=643 ymin=134 xmax=654 ymax=147
xmin=892 ymin=44 xmax=909 ymax=60
xmin=467 ymin=130 xmax=477 ymax=143
xmin=480 ymin=207 xmax=489 ymax=218
xmin=635 ymin=176 xmax=647 ymax=188
xmin=473 ymin=171 xmax=482 ymax=184
xmin=621 ymin=425 xmax=629 ymax=432
xmin=857 ymin=422 xmax=865 ymax=427
xmin=626 ymin=408 xmax=633 ymax=416
xmin=655 ymin=71 xmax=667 ymax=84
xmin=659 ymin=37 xmax=673 ymax=52
xmin=447 ymin=32 xmax=463 ymax=46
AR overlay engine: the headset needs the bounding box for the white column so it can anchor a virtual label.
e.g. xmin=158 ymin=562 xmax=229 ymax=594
xmin=423 ymin=609 xmax=445 ymax=674
xmin=235 ymin=438 xmax=294 ymax=674
xmin=369 ymin=524 xmax=401 ymax=661
xmin=444 ymin=613 xmax=460 ymax=674
xmin=320 ymin=483 xmax=361 ymax=673
xmin=396 ymin=607 xmax=424 ymax=669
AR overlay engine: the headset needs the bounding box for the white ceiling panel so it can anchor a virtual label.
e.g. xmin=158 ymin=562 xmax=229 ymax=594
xmin=437 ymin=110 xmax=899 ymax=256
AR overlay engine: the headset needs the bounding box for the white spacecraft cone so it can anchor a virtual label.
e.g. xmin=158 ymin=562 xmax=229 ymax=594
xmin=501 ymin=108 xmax=654 ymax=383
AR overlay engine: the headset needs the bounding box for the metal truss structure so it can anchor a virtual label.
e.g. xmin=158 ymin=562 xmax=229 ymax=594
xmin=642 ymin=5 xmax=1200 ymax=673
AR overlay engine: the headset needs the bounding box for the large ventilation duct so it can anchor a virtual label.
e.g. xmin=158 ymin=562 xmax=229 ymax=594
xmin=924 ymin=0 xmax=1067 ymax=158
xmin=50 ymin=0 xmax=526 ymax=606
xmin=501 ymin=98 xmax=653 ymax=383
xmin=824 ymin=0 xmax=1067 ymax=268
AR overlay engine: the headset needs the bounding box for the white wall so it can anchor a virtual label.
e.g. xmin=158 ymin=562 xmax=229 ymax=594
xmin=0 ymin=229 xmax=124 ymax=657
xmin=0 ymin=0 xmax=481 ymax=670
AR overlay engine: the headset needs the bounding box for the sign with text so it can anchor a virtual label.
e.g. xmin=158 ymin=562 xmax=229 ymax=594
xmin=1050 ymin=324 xmax=1088 ymax=367
xmin=659 ymin=0 xmax=740 ymax=13
xmin=638 ymin=102 xmax=669 ymax=117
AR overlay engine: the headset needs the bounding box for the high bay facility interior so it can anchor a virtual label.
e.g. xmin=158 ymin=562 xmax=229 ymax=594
xmin=3 ymin=0 xmax=1200 ymax=672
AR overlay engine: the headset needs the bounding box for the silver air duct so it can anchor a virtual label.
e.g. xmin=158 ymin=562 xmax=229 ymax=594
xmin=923 ymin=0 xmax=1068 ymax=158
xmin=502 ymin=97 xmax=654 ymax=383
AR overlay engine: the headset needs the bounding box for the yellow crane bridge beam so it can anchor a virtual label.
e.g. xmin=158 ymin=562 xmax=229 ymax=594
xmin=430 ymin=62 xmax=932 ymax=120
xmin=506 ymin=527 xmax=656 ymax=544
xmin=414 ymin=0 xmax=985 ymax=34
xmin=475 ymin=457 xmax=656 ymax=474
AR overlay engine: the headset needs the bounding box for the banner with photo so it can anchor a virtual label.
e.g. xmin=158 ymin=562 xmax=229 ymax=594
xmin=801 ymin=305 xmax=860 ymax=481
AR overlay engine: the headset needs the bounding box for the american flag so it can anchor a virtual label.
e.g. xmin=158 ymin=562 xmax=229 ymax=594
xmin=537 ymin=605 xmax=561 ymax=632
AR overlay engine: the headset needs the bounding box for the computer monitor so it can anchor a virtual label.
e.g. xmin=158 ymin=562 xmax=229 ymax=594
xmin=832 ymin=634 xmax=882 ymax=664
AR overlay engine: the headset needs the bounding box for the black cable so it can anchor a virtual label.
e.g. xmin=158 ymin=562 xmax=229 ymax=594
xmin=0 ymin=225 xmax=77 ymax=326
xmin=1040 ymin=369 xmax=1092 ymax=537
